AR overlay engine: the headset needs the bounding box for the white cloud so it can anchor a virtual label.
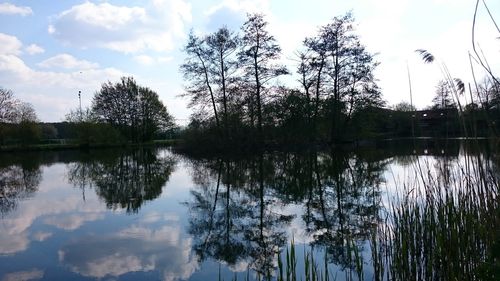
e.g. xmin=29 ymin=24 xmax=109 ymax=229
xmin=1 ymin=269 xmax=44 ymax=281
xmin=38 ymin=54 xmax=99 ymax=70
xmin=0 ymin=3 xmax=33 ymax=16
xmin=49 ymin=1 xmax=192 ymax=54
xmin=140 ymin=211 xmax=179 ymax=224
xmin=134 ymin=55 xmax=155 ymax=66
xmin=0 ymin=165 xmax=109 ymax=255
xmin=0 ymin=231 xmax=30 ymax=254
xmin=60 ymin=224 xmax=198 ymax=280
xmin=0 ymin=33 xmax=22 ymax=55
xmin=32 ymin=231 xmax=53 ymax=242
xmin=0 ymin=34 xmax=127 ymax=121
xmin=25 ymin=44 xmax=45 ymax=55
xmin=44 ymin=213 xmax=104 ymax=230
xmin=47 ymin=25 xmax=55 ymax=34
xmin=204 ymin=0 xmax=269 ymax=32
xmin=158 ymin=56 xmax=174 ymax=63
xmin=134 ymin=55 xmax=174 ymax=65
xmin=206 ymin=0 xmax=269 ymax=16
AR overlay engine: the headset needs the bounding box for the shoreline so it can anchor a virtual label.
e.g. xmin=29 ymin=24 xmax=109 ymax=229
xmin=0 ymin=139 xmax=179 ymax=153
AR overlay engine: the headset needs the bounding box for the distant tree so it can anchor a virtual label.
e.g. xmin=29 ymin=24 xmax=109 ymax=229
xmin=238 ymin=13 xmax=288 ymax=141
xmin=0 ymin=88 xmax=15 ymax=144
xmin=92 ymin=77 xmax=175 ymax=142
xmin=476 ymin=77 xmax=500 ymax=109
xmin=65 ymin=107 xmax=97 ymax=123
xmin=12 ymin=102 xmax=41 ymax=145
xmin=0 ymin=87 xmax=17 ymax=122
xmin=64 ymin=107 xmax=122 ymax=145
xmin=464 ymin=102 xmax=479 ymax=112
xmin=0 ymin=89 xmax=42 ymax=145
xmin=390 ymin=102 xmax=416 ymax=137
xmin=393 ymin=101 xmax=416 ymax=112
xmin=13 ymin=102 xmax=38 ymax=123
xmin=432 ymin=80 xmax=456 ymax=109
xmin=41 ymin=123 xmax=58 ymax=139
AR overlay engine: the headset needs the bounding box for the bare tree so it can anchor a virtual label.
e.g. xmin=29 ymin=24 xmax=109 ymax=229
xmin=300 ymin=13 xmax=381 ymax=143
xmin=238 ymin=13 xmax=288 ymax=141
xmin=181 ymin=27 xmax=240 ymax=140
xmin=0 ymin=87 xmax=18 ymax=123
xmin=432 ymin=80 xmax=456 ymax=109
xmin=181 ymin=32 xmax=221 ymax=129
xmin=13 ymin=102 xmax=38 ymax=123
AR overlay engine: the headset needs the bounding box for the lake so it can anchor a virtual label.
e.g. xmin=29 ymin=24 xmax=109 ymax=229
xmin=0 ymin=140 xmax=498 ymax=281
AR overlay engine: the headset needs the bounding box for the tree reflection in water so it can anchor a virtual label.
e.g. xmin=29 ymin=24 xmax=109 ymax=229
xmin=67 ymin=148 xmax=177 ymax=213
xmin=304 ymin=151 xmax=387 ymax=271
xmin=0 ymin=155 xmax=42 ymax=215
xmin=185 ymin=154 xmax=293 ymax=277
xmin=184 ymin=150 xmax=389 ymax=276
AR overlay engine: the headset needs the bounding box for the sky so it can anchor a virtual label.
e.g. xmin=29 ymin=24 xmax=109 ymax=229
xmin=0 ymin=0 xmax=499 ymax=123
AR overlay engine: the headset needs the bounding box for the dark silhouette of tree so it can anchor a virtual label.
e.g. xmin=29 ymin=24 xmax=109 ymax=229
xmin=238 ymin=13 xmax=288 ymax=142
xmin=181 ymin=27 xmax=240 ymax=140
xmin=476 ymin=77 xmax=500 ymax=110
xmin=180 ymin=32 xmax=220 ymax=130
xmin=207 ymin=27 xmax=240 ymax=139
xmin=67 ymin=148 xmax=177 ymax=213
xmin=0 ymin=88 xmax=42 ymax=145
xmin=92 ymin=77 xmax=174 ymax=142
xmin=265 ymin=88 xmax=311 ymax=144
xmin=177 ymin=13 xmax=401 ymax=149
xmin=0 ymin=87 xmax=17 ymax=123
xmin=299 ymin=13 xmax=381 ymax=143
xmin=13 ymin=102 xmax=41 ymax=145
xmin=64 ymin=107 xmax=123 ymax=145
xmin=298 ymin=31 xmax=329 ymax=141
xmin=432 ymin=80 xmax=456 ymax=109
xmin=393 ymin=101 xmax=416 ymax=112
xmin=41 ymin=123 xmax=58 ymax=139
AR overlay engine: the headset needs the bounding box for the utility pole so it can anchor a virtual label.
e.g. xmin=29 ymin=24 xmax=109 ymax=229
xmin=78 ymin=90 xmax=82 ymax=121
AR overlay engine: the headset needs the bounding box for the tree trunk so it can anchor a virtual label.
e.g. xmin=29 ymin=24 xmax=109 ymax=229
xmin=197 ymin=52 xmax=220 ymax=129
xmin=220 ymin=49 xmax=229 ymax=141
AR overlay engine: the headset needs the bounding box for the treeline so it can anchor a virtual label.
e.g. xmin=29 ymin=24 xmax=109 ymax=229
xmin=180 ymin=12 xmax=500 ymax=151
xmin=0 ymin=77 xmax=176 ymax=148
xmin=0 ymin=88 xmax=43 ymax=145
xmin=180 ymin=12 xmax=382 ymax=150
xmin=2 ymin=12 xmax=499 ymax=151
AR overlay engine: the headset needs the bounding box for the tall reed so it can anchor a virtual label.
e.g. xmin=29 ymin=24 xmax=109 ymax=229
xmin=382 ymin=151 xmax=499 ymax=281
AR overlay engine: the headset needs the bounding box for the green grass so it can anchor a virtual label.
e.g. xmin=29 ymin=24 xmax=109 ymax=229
xmin=0 ymin=139 xmax=180 ymax=152
xmin=0 ymin=143 xmax=81 ymax=152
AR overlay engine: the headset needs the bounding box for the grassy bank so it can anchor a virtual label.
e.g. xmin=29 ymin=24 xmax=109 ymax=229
xmin=0 ymin=139 xmax=180 ymax=152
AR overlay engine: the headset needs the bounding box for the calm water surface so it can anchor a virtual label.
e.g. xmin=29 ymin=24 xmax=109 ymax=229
xmin=0 ymin=141 xmax=495 ymax=280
